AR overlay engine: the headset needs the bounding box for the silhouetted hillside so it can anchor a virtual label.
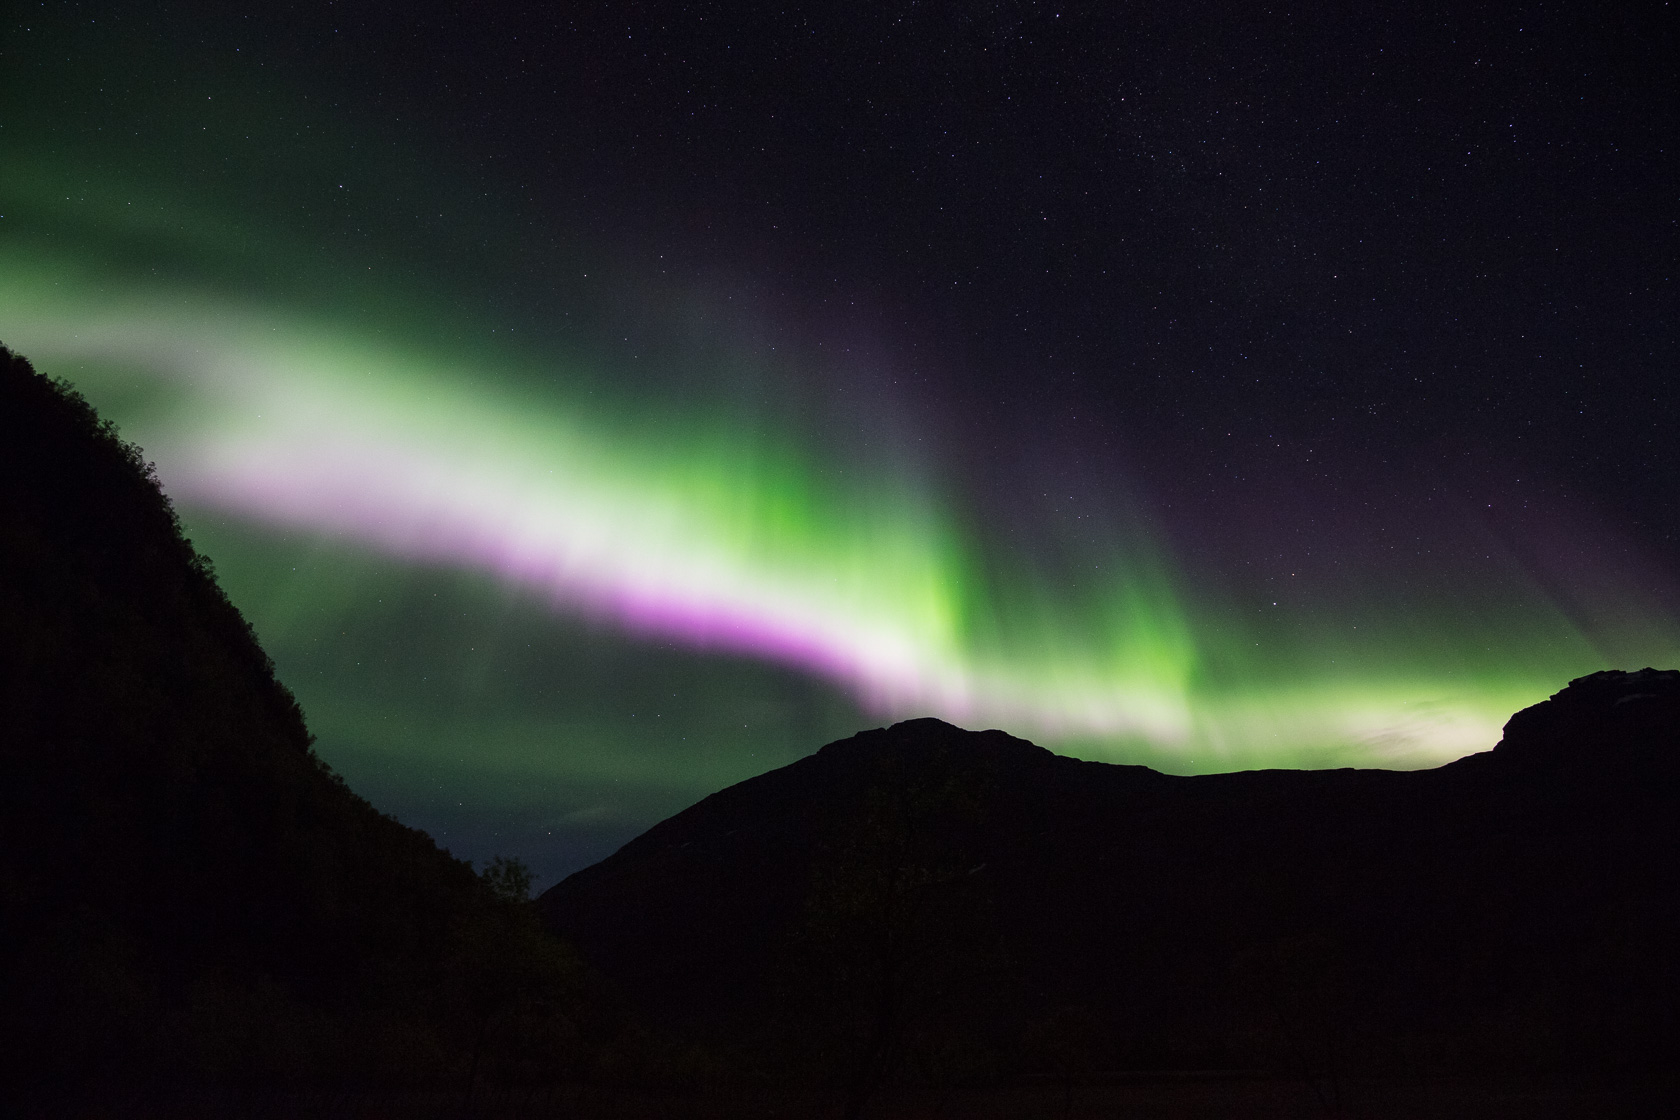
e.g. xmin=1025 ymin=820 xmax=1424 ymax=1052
xmin=9 ymin=336 xmax=1676 ymax=1116
xmin=0 ymin=345 xmax=597 ymax=1110
xmin=540 ymin=674 xmax=1680 ymax=1103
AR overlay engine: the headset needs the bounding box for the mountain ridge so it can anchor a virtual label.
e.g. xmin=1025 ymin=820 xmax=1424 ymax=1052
xmin=539 ymin=673 xmax=1680 ymax=1084
xmin=0 ymin=344 xmax=590 ymax=1109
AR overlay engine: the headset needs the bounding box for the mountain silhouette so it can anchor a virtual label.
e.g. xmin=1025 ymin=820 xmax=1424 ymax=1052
xmin=539 ymin=674 xmax=1680 ymax=1095
xmin=8 ymin=335 xmax=1675 ymax=1113
xmin=0 ymin=345 xmax=587 ymax=1110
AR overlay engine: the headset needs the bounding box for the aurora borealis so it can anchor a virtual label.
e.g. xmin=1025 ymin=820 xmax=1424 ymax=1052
xmin=5 ymin=3 xmax=1676 ymax=880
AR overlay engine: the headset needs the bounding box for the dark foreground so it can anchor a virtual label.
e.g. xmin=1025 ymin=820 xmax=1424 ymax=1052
xmin=81 ymin=1076 xmax=1668 ymax=1120
xmin=540 ymin=674 xmax=1680 ymax=1104
xmin=6 ymin=343 xmax=1677 ymax=1114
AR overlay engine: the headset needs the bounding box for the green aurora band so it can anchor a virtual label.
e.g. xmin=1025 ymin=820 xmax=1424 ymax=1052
xmin=4 ymin=74 xmax=1677 ymax=871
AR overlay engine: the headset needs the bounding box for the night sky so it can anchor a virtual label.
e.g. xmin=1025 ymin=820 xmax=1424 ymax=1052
xmin=4 ymin=1 xmax=1676 ymax=884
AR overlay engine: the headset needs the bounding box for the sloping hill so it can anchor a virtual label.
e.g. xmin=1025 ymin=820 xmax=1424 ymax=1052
xmin=0 ymin=345 xmax=580 ymax=1106
xmin=539 ymin=673 xmax=1680 ymax=1088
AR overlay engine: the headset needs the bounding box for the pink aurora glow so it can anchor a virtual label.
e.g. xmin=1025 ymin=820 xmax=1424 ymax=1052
xmin=168 ymin=428 xmax=943 ymax=714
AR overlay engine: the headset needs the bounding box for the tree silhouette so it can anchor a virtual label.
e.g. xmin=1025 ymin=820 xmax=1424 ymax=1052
xmin=481 ymin=855 xmax=536 ymax=903
xmin=455 ymin=857 xmax=576 ymax=1114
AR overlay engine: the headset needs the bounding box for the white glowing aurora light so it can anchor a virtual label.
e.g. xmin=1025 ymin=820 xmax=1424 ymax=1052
xmin=4 ymin=265 xmax=1657 ymax=771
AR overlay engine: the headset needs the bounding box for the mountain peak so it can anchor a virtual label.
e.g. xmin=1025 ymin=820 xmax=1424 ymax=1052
xmin=1559 ymin=666 xmax=1680 ymax=700
xmin=813 ymin=717 xmax=1057 ymax=766
xmin=1492 ymin=666 xmax=1680 ymax=770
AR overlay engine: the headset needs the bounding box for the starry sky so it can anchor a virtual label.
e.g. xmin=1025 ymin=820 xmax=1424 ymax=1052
xmin=4 ymin=1 xmax=1676 ymax=883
